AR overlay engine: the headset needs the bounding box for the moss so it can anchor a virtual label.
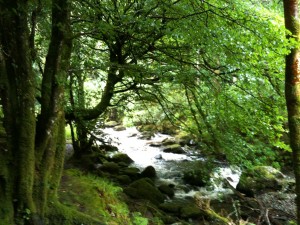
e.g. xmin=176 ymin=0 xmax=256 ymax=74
xmin=47 ymin=201 xmax=105 ymax=225
xmin=111 ymin=153 xmax=134 ymax=165
xmin=124 ymin=178 xmax=165 ymax=205
xmin=58 ymin=169 xmax=132 ymax=224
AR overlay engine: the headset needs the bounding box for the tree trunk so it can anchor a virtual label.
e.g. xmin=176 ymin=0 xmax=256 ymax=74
xmin=0 ymin=0 xmax=71 ymax=224
xmin=283 ymin=0 xmax=300 ymax=223
xmin=0 ymin=1 xmax=37 ymax=223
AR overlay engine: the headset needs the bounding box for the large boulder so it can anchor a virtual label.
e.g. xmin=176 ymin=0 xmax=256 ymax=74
xmin=162 ymin=138 xmax=177 ymax=146
xmin=139 ymin=131 xmax=155 ymax=140
xmin=158 ymin=184 xmax=175 ymax=198
xmin=99 ymin=162 xmax=120 ymax=174
xmin=115 ymin=175 xmax=132 ymax=185
xmin=236 ymin=166 xmax=285 ymax=197
xmin=141 ymin=165 xmax=156 ymax=179
xmin=159 ymin=201 xmax=182 ymax=213
xmin=111 ymin=153 xmax=134 ymax=166
xmin=120 ymin=167 xmax=141 ymax=180
xmin=182 ymin=169 xmax=210 ymax=187
xmin=159 ymin=199 xmax=204 ymax=220
xmin=175 ymin=133 xmax=192 ymax=146
xmin=124 ymin=178 xmax=166 ymax=205
xmin=105 ymin=121 xmax=119 ymax=127
xmin=162 ymin=144 xmax=186 ymax=154
xmin=113 ymin=125 xmax=126 ymax=131
xmin=180 ymin=205 xmax=204 ymax=219
xmin=99 ymin=144 xmax=118 ymax=152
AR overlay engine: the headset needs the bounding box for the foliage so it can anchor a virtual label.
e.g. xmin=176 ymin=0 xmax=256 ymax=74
xmin=59 ymin=169 xmax=131 ymax=224
xmin=120 ymin=0 xmax=291 ymax=168
xmin=59 ymin=169 xmax=154 ymax=225
xmin=132 ymin=212 xmax=148 ymax=225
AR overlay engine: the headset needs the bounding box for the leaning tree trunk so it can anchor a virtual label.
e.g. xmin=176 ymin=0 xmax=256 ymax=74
xmin=0 ymin=0 xmax=71 ymax=224
xmin=283 ymin=0 xmax=300 ymax=223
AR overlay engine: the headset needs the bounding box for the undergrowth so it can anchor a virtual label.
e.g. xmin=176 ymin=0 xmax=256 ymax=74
xmin=58 ymin=168 xmax=160 ymax=225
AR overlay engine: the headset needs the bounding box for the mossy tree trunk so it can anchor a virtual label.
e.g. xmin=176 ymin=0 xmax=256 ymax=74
xmin=66 ymin=47 xmax=124 ymax=156
xmin=283 ymin=0 xmax=300 ymax=223
xmin=0 ymin=0 xmax=71 ymax=224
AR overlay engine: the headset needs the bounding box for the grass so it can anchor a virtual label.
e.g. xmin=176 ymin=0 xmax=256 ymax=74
xmin=58 ymin=169 xmax=165 ymax=224
xmin=59 ymin=169 xmax=132 ymax=224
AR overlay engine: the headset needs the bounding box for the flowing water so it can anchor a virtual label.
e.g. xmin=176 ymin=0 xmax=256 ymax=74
xmin=102 ymin=127 xmax=241 ymax=199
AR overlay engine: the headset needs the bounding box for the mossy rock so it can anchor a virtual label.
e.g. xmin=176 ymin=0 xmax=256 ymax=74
xmin=124 ymin=178 xmax=165 ymax=205
xmin=115 ymin=175 xmax=132 ymax=185
xmin=80 ymin=153 xmax=106 ymax=169
xmin=175 ymin=133 xmax=192 ymax=146
xmin=99 ymin=162 xmax=120 ymax=174
xmin=99 ymin=144 xmax=118 ymax=152
xmin=236 ymin=166 xmax=285 ymax=197
xmin=159 ymin=202 xmax=182 ymax=213
xmin=137 ymin=124 xmax=157 ymax=132
xmin=162 ymin=144 xmax=185 ymax=154
xmin=120 ymin=167 xmax=140 ymax=180
xmin=141 ymin=165 xmax=156 ymax=179
xmin=105 ymin=121 xmax=119 ymax=127
xmin=162 ymin=138 xmax=177 ymax=146
xmin=111 ymin=153 xmax=134 ymax=166
xmin=182 ymin=169 xmax=209 ymax=187
xmin=180 ymin=205 xmax=204 ymax=219
xmin=113 ymin=125 xmax=126 ymax=131
xmin=158 ymin=122 xmax=177 ymax=135
xmin=139 ymin=131 xmax=155 ymax=140
xmin=158 ymin=184 xmax=175 ymax=198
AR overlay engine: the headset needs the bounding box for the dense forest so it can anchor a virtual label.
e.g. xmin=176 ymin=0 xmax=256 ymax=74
xmin=0 ymin=0 xmax=300 ymax=224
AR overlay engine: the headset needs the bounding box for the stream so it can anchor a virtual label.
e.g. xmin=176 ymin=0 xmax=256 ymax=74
xmin=102 ymin=126 xmax=241 ymax=200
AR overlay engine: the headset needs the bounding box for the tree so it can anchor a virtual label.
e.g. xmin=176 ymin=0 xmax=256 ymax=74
xmin=0 ymin=0 xmax=97 ymax=224
xmin=65 ymin=0 xmax=209 ymax=153
xmin=283 ymin=0 xmax=300 ymax=223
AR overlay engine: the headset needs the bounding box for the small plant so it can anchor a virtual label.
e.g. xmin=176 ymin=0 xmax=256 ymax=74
xmin=132 ymin=212 xmax=148 ymax=225
xmin=23 ymin=208 xmax=31 ymax=221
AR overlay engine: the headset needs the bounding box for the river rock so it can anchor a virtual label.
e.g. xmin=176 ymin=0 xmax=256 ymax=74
xmin=120 ymin=167 xmax=141 ymax=180
xmin=115 ymin=175 xmax=132 ymax=185
xmin=139 ymin=131 xmax=155 ymax=140
xmin=111 ymin=153 xmax=134 ymax=166
xmin=162 ymin=144 xmax=185 ymax=154
xmin=148 ymin=141 xmax=162 ymax=147
xmin=159 ymin=199 xmax=204 ymax=220
xmin=182 ymin=168 xmax=210 ymax=187
xmin=99 ymin=144 xmax=118 ymax=152
xmin=162 ymin=138 xmax=177 ymax=145
xmin=141 ymin=165 xmax=156 ymax=178
xmin=236 ymin=166 xmax=285 ymax=197
xmin=99 ymin=162 xmax=120 ymax=174
xmin=180 ymin=205 xmax=204 ymax=219
xmin=154 ymin=154 xmax=163 ymax=159
xmin=159 ymin=201 xmax=182 ymax=213
xmin=105 ymin=120 xmax=119 ymax=127
xmin=124 ymin=178 xmax=166 ymax=205
xmin=175 ymin=133 xmax=192 ymax=146
xmin=158 ymin=184 xmax=175 ymax=198
xmin=113 ymin=125 xmax=126 ymax=131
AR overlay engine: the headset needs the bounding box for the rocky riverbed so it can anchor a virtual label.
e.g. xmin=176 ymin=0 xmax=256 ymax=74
xmin=67 ymin=123 xmax=297 ymax=224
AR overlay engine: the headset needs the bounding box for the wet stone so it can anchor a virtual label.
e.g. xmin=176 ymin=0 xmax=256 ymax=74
xmin=141 ymin=165 xmax=156 ymax=179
